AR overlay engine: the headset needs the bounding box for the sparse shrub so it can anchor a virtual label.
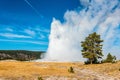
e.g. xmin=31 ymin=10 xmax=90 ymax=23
xmin=38 ymin=76 xmax=43 ymax=80
xmin=119 ymin=68 xmax=120 ymax=71
xmin=68 ymin=66 xmax=74 ymax=73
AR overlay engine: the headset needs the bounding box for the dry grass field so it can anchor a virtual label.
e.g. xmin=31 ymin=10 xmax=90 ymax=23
xmin=0 ymin=60 xmax=120 ymax=80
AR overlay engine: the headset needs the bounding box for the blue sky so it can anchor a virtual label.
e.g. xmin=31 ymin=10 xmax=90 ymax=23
xmin=0 ymin=0 xmax=120 ymax=60
xmin=0 ymin=0 xmax=80 ymax=51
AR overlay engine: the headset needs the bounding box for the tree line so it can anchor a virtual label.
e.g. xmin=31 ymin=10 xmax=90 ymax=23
xmin=0 ymin=50 xmax=44 ymax=61
xmin=81 ymin=32 xmax=117 ymax=64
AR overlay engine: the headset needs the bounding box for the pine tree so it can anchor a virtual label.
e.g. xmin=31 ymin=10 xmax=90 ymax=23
xmin=105 ymin=53 xmax=115 ymax=63
xmin=81 ymin=32 xmax=103 ymax=64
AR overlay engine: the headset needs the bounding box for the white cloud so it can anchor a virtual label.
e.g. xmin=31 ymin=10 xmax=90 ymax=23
xmin=39 ymin=34 xmax=45 ymax=39
xmin=0 ymin=39 xmax=48 ymax=45
xmin=24 ymin=29 xmax=36 ymax=36
xmin=46 ymin=0 xmax=120 ymax=61
xmin=35 ymin=27 xmax=50 ymax=33
xmin=80 ymin=0 xmax=91 ymax=7
xmin=6 ymin=27 xmax=13 ymax=32
xmin=0 ymin=33 xmax=32 ymax=38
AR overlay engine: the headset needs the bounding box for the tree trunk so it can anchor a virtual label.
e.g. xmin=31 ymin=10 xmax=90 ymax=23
xmin=90 ymin=59 xmax=92 ymax=64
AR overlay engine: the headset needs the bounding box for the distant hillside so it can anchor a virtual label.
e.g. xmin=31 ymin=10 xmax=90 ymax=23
xmin=0 ymin=50 xmax=44 ymax=61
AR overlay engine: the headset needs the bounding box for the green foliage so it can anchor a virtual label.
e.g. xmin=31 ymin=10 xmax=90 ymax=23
xmin=68 ymin=66 xmax=74 ymax=73
xmin=0 ymin=50 xmax=44 ymax=61
xmin=106 ymin=53 xmax=113 ymax=62
xmin=81 ymin=32 xmax=103 ymax=64
xmin=38 ymin=76 xmax=43 ymax=80
xmin=105 ymin=53 xmax=116 ymax=63
xmin=84 ymin=58 xmax=100 ymax=64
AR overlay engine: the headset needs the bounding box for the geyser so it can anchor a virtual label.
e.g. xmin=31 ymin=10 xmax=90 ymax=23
xmin=45 ymin=0 xmax=120 ymax=61
xmin=46 ymin=18 xmax=82 ymax=61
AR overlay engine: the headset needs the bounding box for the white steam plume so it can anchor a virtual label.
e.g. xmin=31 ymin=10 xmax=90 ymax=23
xmin=46 ymin=0 xmax=120 ymax=61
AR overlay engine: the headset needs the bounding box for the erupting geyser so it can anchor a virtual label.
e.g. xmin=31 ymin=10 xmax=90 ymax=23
xmin=46 ymin=18 xmax=83 ymax=61
xmin=45 ymin=0 xmax=120 ymax=61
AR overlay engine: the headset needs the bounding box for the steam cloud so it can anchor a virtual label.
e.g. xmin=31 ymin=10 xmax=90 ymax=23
xmin=46 ymin=0 xmax=120 ymax=61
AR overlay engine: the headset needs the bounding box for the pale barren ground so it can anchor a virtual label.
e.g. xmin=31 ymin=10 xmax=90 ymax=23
xmin=0 ymin=60 xmax=120 ymax=80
